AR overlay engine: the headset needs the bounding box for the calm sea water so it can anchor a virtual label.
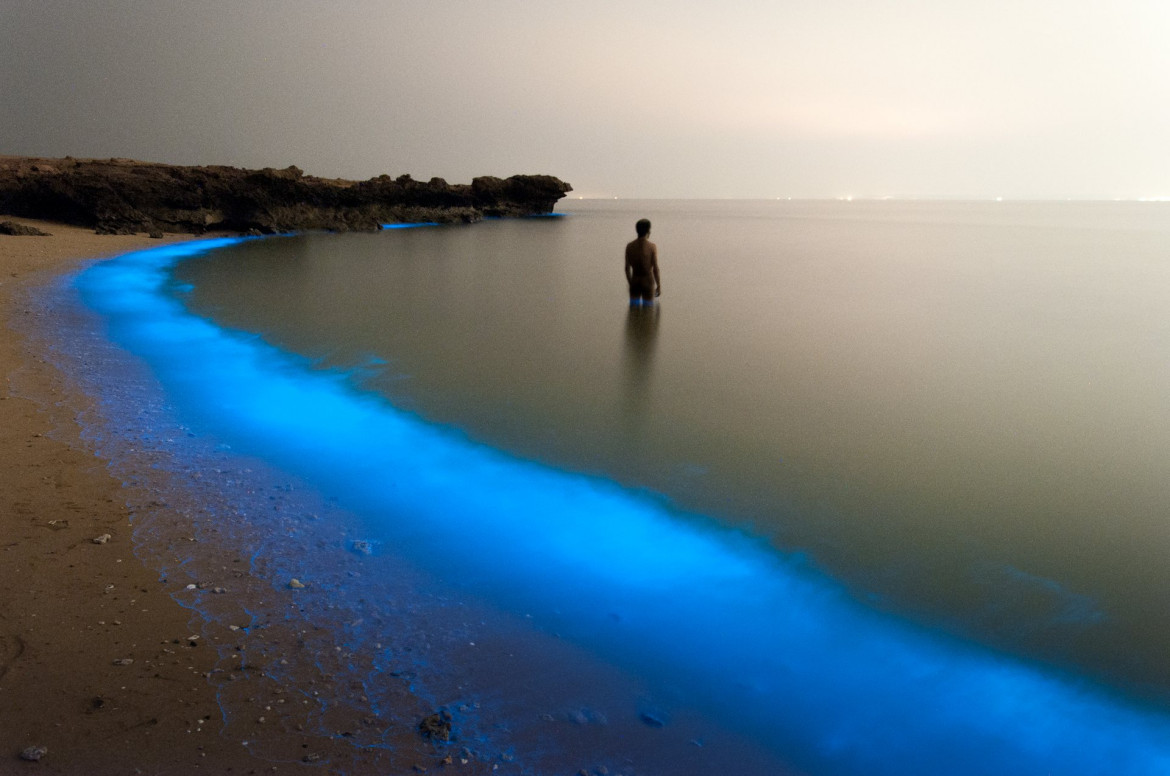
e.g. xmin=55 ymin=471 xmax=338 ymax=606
xmin=52 ymin=200 xmax=1170 ymax=773
xmin=175 ymin=200 xmax=1170 ymax=692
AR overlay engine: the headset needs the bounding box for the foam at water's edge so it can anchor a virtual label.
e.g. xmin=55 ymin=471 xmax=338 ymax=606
xmin=36 ymin=234 xmax=1170 ymax=774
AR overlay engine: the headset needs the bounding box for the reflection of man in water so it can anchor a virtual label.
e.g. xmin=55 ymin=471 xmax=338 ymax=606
xmin=622 ymin=301 xmax=660 ymax=421
xmin=625 ymin=218 xmax=661 ymax=305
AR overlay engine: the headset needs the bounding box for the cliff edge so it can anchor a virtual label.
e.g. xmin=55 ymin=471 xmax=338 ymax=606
xmin=0 ymin=156 xmax=572 ymax=235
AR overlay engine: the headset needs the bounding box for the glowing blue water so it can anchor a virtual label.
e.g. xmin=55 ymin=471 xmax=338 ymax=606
xmin=70 ymin=234 xmax=1170 ymax=774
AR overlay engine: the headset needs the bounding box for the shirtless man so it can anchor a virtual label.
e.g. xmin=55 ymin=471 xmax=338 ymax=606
xmin=624 ymin=218 xmax=661 ymax=304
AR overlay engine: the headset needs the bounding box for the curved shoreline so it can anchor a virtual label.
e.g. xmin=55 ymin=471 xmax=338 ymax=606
xmin=0 ymin=220 xmax=276 ymax=772
xmin=0 ymin=219 xmax=458 ymax=774
xmin=11 ymin=218 xmax=1170 ymax=774
xmin=60 ymin=225 xmax=1170 ymax=775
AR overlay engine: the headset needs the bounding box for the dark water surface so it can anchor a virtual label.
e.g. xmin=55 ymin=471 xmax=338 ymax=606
xmin=176 ymin=200 xmax=1170 ymax=693
xmin=48 ymin=201 xmax=1170 ymax=774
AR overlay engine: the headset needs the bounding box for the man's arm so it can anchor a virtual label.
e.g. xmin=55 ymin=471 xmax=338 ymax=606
xmin=650 ymin=244 xmax=661 ymax=296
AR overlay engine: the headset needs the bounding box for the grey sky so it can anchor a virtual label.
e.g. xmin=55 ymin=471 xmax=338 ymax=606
xmin=3 ymin=0 xmax=1168 ymax=198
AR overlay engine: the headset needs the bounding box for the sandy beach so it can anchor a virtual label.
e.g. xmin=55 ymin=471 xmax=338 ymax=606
xmin=0 ymin=219 xmax=272 ymax=773
xmin=0 ymin=219 xmax=462 ymax=775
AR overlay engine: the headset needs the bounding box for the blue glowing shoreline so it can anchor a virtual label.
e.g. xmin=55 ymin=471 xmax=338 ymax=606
xmin=66 ymin=233 xmax=1170 ymax=774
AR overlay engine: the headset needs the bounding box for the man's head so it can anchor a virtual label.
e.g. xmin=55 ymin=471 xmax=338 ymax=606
xmin=635 ymin=218 xmax=651 ymax=237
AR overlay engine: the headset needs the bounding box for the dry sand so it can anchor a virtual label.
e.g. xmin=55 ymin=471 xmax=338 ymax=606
xmin=0 ymin=219 xmax=463 ymax=775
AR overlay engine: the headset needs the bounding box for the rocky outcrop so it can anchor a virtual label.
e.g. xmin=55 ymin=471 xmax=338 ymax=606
xmin=0 ymin=156 xmax=572 ymax=236
xmin=0 ymin=220 xmax=51 ymax=236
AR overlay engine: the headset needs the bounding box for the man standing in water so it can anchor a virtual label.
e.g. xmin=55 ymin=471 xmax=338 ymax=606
xmin=625 ymin=218 xmax=661 ymax=305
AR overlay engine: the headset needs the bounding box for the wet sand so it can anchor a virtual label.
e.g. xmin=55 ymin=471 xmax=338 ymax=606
xmin=0 ymin=219 xmax=461 ymax=775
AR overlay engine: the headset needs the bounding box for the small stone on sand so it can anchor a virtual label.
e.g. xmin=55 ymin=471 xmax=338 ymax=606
xmin=19 ymin=745 xmax=47 ymax=761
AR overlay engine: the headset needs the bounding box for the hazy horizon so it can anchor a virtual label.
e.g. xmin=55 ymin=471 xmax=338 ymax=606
xmin=3 ymin=1 xmax=1168 ymax=200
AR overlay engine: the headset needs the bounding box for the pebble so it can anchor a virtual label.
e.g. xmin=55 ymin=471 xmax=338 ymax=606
xmin=418 ymin=710 xmax=453 ymax=741
xmin=288 ymin=578 xmax=306 ymax=589
xmin=19 ymin=746 xmax=47 ymax=762
xmin=112 ymin=658 xmax=134 ymax=666
xmin=638 ymin=711 xmax=666 ymax=728
xmin=91 ymin=534 xmax=112 ymax=544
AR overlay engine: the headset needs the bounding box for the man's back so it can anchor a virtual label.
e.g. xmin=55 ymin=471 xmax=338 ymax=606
xmin=625 ymin=237 xmax=657 ymax=279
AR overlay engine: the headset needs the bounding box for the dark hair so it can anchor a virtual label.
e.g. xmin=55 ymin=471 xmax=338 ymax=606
xmin=635 ymin=218 xmax=651 ymax=237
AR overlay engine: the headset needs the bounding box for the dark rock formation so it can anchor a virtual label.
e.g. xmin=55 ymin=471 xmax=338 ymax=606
xmin=0 ymin=220 xmax=50 ymax=236
xmin=0 ymin=156 xmax=572 ymax=236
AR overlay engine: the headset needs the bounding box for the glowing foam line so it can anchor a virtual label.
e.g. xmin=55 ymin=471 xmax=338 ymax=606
xmin=76 ymin=237 xmax=1170 ymax=774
